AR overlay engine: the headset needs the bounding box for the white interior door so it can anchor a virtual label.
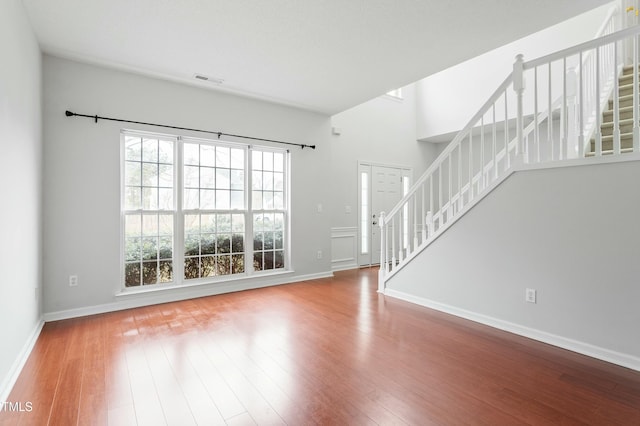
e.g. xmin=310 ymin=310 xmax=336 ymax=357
xmin=358 ymin=163 xmax=410 ymax=266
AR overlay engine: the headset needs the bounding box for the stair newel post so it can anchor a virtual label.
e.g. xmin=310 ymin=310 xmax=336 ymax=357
xmin=513 ymin=54 xmax=526 ymax=162
xmin=378 ymin=211 xmax=386 ymax=293
xmin=391 ymin=213 xmax=396 ymax=272
xmin=479 ymin=119 xmax=484 ymax=190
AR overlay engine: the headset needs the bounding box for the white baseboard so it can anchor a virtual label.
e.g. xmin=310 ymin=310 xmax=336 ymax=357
xmin=0 ymin=318 xmax=44 ymax=402
xmin=384 ymin=289 xmax=640 ymax=372
xmin=331 ymin=264 xmax=359 ymax=272
xmin=44 ymin=271 xmax=334 ymax=322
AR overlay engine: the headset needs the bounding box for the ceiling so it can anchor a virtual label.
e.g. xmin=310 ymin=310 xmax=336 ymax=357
xmin=23 ymin=0 xmax=608 ymax=115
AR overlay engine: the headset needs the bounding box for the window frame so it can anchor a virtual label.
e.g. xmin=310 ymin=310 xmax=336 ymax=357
xmin=120 ymin=129 xmax=291 ymax=292
xmin=120 ymin=131 xmax=178 ymax=288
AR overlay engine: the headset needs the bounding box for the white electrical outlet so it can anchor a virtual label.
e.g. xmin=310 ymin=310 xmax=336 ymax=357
xmin=345 ymin=205 xmax=352 ymax=214
xmin=317 ymin=250 xmax=323 ymax=260
xmin=69 ymin=275 xmax=78 ymax=287
xmin=525 ymin=288 xmax=536 ymax=304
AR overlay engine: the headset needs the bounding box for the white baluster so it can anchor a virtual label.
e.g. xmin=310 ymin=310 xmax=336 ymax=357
xmin=468 ymin=132 xmax=474 ymax=200
xmin=398 ymin=208 xmax=404 ymax=262
xmin=480 ymin=117 xmax=485 ymax=190
xmin=534 ymin=66 xmax=540 ymax=163
xmin=413 ymin=193 xmax=418 ymax=250
xmin=562 ymin=58 xmax=568 ymax=160
xmin=426 ymin=211 xmax=434 ymax=237
xmin=438 ymin=164 xmax=442 ymax=224
xmin=421 ymin=183 xmax=426 ymax=243
xmin=492 ymin=104 xmax=498 ymax=179
xmin=578 ymin=51 xmax=585 ymax=158
xmin=505 ymin=90 xmax=510 ymax=169
xmin=447 ymin=155 xmax=452 ymax=220
xmin=566 ymin=65 xmax=578 ymax=159
xmin=429 ymin=175 xmax=434 ymax=231
xmin=595 ymin=47 xmax=603 ymax=156
xmin=613 ymin=40 xmax=621 ymax=155
xmin=634 ymin=34 xmax=639 ymax=152
xmin=513 ymin=54 xmax=525 ymax=159
xmin=548 ymin=63 xmax=554 ymax=161
xmin=457 ymin=144 xmax=462 ymax=211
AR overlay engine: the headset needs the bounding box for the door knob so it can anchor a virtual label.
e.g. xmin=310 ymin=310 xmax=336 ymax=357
xmin=372 ymin=221 xmax=378 ymax=225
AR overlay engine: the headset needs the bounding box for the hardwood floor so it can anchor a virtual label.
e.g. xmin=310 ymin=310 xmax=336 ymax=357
xmin=1 ymin=268 xmax=639 ymax=425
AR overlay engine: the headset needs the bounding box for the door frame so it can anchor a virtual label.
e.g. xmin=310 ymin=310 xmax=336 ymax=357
xmin=357 ymin=160 xmax=412 ymax=267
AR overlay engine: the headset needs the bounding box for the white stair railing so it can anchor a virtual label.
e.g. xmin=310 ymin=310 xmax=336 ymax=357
xmin=378 ymin=10 xmax=640 ymax=291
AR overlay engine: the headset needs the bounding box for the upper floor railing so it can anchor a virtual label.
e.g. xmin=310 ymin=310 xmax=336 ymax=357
xmin=378 ymin=3 xmax=640 ymax=289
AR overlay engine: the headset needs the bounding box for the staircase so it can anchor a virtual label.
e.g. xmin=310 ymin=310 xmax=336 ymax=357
xmin=375 ymin=1 xmax=640 ymax=373
xmin=378 ymin=10 xmax=640 ymax=291
xmin=589 ymin=65 xmax=640 ymax=155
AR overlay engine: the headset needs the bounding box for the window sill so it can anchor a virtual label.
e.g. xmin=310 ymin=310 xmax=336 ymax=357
xmin=115 ymin=269 xmax=295 ymax=297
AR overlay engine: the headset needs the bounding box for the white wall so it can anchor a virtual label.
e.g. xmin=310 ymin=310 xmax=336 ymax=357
xmin=330 ymin=85 xmax=440 ymax=227
xmin=42 ymin=55 xmax=333 ymax=317
xmin=0 ymin=0 xmax=43 ymax=399
xmin=417 ymin=2 xmax=617 ymax=142
xmin=386 ymin=160 xmax=640 ymax=369
xmin=329 ymin=85 xmax=440 ymax=269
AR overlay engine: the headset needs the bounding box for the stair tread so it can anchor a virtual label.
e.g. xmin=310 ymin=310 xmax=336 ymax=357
xmin=602 ymin=118 xmax=633 ymax=126
xmin=585 ymin=147 xmax=635 ymax=157
xmin=604 ymin=105 xmax=634 ymax=113
xmin=591 ymin=67 xmax=640 ymax=156
xmin=600 ymin=118 xmax=635 ymax=128
xmin=615 ymin=93 xmax=634 ymax=102
xmin=599 ymin=133 xmax=633 ymax=141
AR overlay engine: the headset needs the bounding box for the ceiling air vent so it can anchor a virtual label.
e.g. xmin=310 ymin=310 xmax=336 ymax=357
xmin=193 ymin=74 xmax=224 ymax=85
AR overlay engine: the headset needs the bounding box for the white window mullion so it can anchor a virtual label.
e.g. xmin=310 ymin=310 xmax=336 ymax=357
xmin=174 ymin=138 xmax=185 ymax=284
xmin=246 ymin=145 xmax=254 ymax=276
xmin=285 ymin=150 xmax=291 ymax=270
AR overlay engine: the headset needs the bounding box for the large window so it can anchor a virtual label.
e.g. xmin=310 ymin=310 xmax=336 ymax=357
xmin=121 ymin=131 xmax=289 ymax=289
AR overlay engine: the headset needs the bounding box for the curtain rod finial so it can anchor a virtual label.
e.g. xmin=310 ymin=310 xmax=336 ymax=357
xmin=65 ymin=110 xmax=74 ymax=117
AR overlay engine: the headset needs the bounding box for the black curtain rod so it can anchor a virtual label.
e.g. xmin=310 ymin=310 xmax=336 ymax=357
xmin=64 ymin=110 xmax=316 ymax=150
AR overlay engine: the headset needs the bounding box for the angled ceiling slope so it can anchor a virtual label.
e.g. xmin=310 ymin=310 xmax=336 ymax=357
xmin=23 ymin=0 xmax=607 ymax=114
